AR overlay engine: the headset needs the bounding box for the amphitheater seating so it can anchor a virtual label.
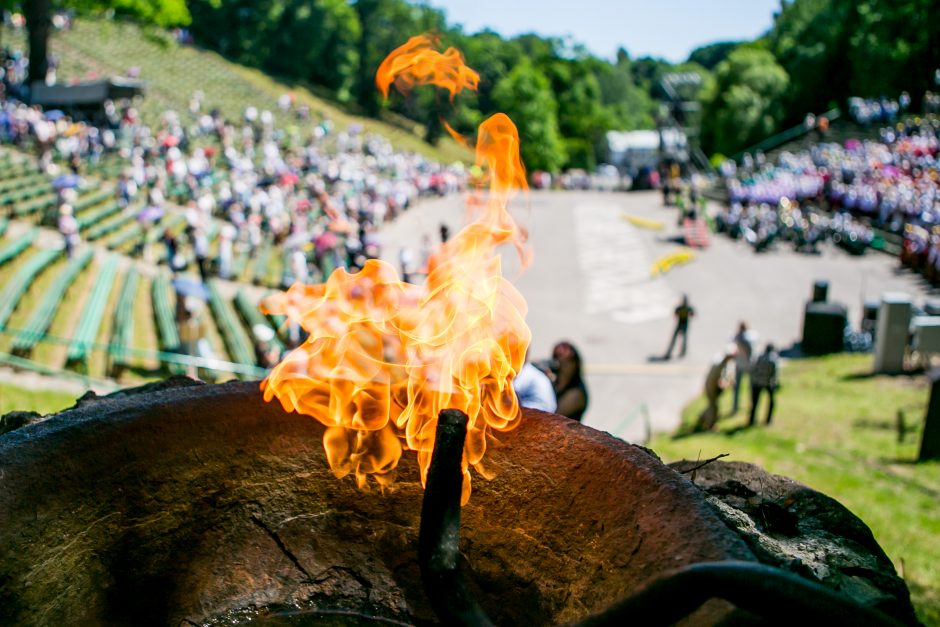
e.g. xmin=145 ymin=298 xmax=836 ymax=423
xmin=84 ymin=206 xmax=137 ymax=241
xmin=207 ymin=279 xmax=256 ymax=371
xmin=251 ymin=241 xmax=273 ymax=286
xmin=0 ymin=247 xmax=62 ymax=330
xmin=110 ymin=267 xmax=139 ymax=372
xmin=104 ymin=222 xmax=143 ymax=251
xmin=0 ymin=217 xmax=7 ymax=237
xmin=234 ymin=290 xmax=284 ymax=354
xmin=77 ymin=201 xmax=122 ymax=230
xmin=230 ymin=247 xmax=250 ymax=281
xmin=12 ymin=248 xmax=94 ymax=354
xmin=0 ymin=174 xmax=47 ymax=194
xmin=66 ymin=254 xmax=120 ymax=368
xmin=10 ymin=190 xmax=56 ymax=217
xmin=73 ymin=188 xmax=115 ymax=211
xmin=0 ymin=228 xmax=37 ymax=266
xmin=145 ymin=213 xmax=186 ymax=246
xmin=151 ymin=271 xmax=185 ymax=374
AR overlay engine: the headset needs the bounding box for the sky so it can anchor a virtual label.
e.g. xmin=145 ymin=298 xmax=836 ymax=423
xmin=428 ymin=0 xmax=782 ymax=63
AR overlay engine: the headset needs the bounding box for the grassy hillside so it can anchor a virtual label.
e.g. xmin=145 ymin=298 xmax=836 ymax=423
xmin=5 ymin=18 xmax=471 ymax=164
xmin=650 ymin=354 xmax=939 ymax=625
xmin=0 ymin=380 xmax=78 ymax=416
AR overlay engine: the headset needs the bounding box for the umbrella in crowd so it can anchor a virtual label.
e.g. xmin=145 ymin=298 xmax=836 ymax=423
xmin=137 ymin=205 xmax=165 ymax=223
xmin=172 ymin=277 xmax=210 ymax=300
xmin=44 ymin=109 xmax=66 ymax=121
xmin=52 ymin=174 xmax=81 ymax=190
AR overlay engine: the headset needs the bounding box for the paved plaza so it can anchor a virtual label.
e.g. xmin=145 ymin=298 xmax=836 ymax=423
xmin=380 ymin=190 xmax=933 ymax=443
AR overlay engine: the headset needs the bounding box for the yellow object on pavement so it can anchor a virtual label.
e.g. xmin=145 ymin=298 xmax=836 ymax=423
xmin=651 ymin=248 xmax=695 ymax=277
xmin=622 ymin=213 xmax=665 ymax=230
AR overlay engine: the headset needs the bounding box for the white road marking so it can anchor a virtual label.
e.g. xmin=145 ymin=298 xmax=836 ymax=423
xmin=575 ymin=204 xmax=676 ymax=324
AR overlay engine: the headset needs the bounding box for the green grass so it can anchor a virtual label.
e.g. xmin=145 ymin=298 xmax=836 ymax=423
xmin=650 ymin=353 xmax=940 ymax=625
xmin=0 ymin=381 xmax=77 ymax=416
xmin=5 ymin=19 xmax=471 ymax=165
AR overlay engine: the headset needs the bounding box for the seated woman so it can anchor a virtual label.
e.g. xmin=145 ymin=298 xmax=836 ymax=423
xmin=551 ymin=341 xmax=589 ymax=422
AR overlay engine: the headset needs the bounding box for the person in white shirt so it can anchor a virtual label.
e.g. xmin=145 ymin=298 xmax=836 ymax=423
xmin=513 ymin=361 xmax=557 ymax=414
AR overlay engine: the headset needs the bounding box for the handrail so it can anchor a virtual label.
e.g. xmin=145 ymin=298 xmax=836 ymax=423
xmin=0 ymin=324 xmax=270 ymax=378
xmin=731 ymin=107 xmax=841 ymax=163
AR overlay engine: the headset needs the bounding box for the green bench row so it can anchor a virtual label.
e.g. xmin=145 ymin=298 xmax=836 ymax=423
xmin=85 ymin=206 xmax=138 ymax=241
xmin=12 ymin=249 xmax=94 ymax=354
xmin=0 ymin=173 xmax=47 ymax=194
xmin=151 ymin=272 xmax=186 ymax=375
xmin=0 ymin=228 xmax=36 ymax=266
xmin=0 ymin=247 xmax=62 ymax=330
xmin=66 ymin=254 xmax=120 ymax=366
xmin=7 ymin=188 xmax=54 ymax=214
xmin=234 ymin=290 xmax=284 ymax=354
xmin=207 ymin=279 xmax=256 ymax=372
xmin=77 ymin=200 xmax=122 ymax=230
xmin=111 ymin=267 xmax=139 ymax=370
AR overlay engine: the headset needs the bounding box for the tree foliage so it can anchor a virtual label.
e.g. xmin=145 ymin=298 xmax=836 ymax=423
xmin=697 ymin=0 xmax=939 ymax=156
xmin=30 ymin=0 xmax=937 ymax=168
xmin=189 ymin=0 xmax=359 ymax=100
xmin=700 ymin=47 xmax=789 ymax=156
xmin=688 ymin=41 xmax=741 ymax=71
xmin=767 ymin=0 xmax=939 ymax=121
xmin=178 ymin=0 xmax=658 ymax=170
xmin=491 ymin=60 xmax=567 ymax=173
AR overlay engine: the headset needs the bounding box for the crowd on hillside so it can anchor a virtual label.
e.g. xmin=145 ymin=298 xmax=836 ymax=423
xmin=0 ymin=50 xmax=472 ymax=368
xmin=0 ymin=57 xmax=466 ymax=288
xmin=717 ymin=110 xmax=939 ymax=261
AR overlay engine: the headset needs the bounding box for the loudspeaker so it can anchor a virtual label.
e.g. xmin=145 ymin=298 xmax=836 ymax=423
xmin=801 ymin=301 xmax=847 ymax=355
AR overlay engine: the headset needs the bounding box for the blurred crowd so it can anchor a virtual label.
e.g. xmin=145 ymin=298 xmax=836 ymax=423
xmin=717 ymin=111 xmax=939 ymax=258
xmin=0 ymin=79 xmax=467 ymax=286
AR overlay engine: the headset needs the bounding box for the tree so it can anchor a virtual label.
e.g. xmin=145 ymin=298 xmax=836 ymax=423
xmin=767 ymin=0 xmax=852 ymax=122
xmin=24 ymin=0 xmax=52 ymax=84
xmin=265 ymin=0 xmax=360 ymax=101
xmin=688 ymin=41 xmax=741 ymax=71
xmin=25 ymin=0 xmax=191 ymax=84
xmin=593 ymin=50 xmax=656 ymax=132
xmin=545 ymin=59 xmax=616 ymax=169
xmin=700 ymin=47 xmax=789 ymax=156
xmin=353 ymin=0 xmax=446 ymax=116
xmin=491 ymin=60 xmax=566 ymax=172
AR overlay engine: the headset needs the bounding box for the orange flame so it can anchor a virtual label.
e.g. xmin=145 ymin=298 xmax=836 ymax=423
xmin=376 ymin=34 xmax=480 ymax=101
xmin=262 ymin=35 xmax=529 ymax=504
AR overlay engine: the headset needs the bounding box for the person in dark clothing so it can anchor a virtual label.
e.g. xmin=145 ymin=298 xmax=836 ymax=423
xmin=551 ymin=341 xmax=588 ymax=421
xmin=749 ymin=343 xmax=780 ymax=426
xmin=664 ymin=295 xmax=695 ymax=359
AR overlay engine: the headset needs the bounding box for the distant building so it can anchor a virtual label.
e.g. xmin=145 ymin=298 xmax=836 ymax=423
xmin=606 ymin=127 xmax=689 ymax=174
xmin=30 ymin=78 xmax=145 ymax=122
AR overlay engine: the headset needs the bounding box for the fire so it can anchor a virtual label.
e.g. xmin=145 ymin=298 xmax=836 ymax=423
xmin=261 ymin=35 xmax=530 ymax=504
xmin=375 ymin=34 xmax=480 ymax=101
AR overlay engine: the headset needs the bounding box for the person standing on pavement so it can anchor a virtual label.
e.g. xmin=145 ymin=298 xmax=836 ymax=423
xmin=731 ymin=321 xmax=756 ymax=415
xmin=664 ymin=295 xmax=695 ymax=359
xmin=695 ymin=347 xmax=735 ymax=431
xmin=749 ymin=343 xmax=780 ymax=426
